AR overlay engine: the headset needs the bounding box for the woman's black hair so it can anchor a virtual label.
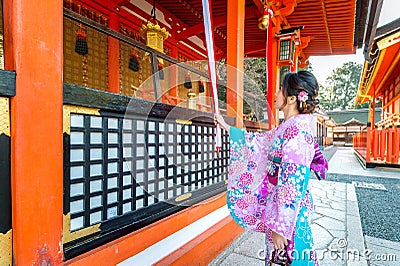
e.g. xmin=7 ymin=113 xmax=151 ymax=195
xmin=281 ymin=70 xmax=320 ymax=114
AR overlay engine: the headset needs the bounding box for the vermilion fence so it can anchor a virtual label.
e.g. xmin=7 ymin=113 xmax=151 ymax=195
xmin=353 ymin=124 xmax=400 ymax=167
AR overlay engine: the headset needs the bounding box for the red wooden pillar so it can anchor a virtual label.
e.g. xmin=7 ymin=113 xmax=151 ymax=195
xmin=373 ymin=129 xmax=379 ymax=160
xmin=395 ymin=126 xmax=400 ymax=164
xmin=5 ymin=0 xmax=64 ymax=264
xmin=372 ymin=85 xmax=376 ymax=128
xmin=271 ymin=28 xmax=280 ymax=127
xmin=108 ymin=11 xmax=120 ymax=94
xmin=388 ymin=126 xmax=394 ymax=163
xmin=226 ymin=0 xmax=245 ymax=127
xmin=366 ymin=125 xmax=371 ymax=162
xmin=380 ymin=128 xmax=386 ymax=161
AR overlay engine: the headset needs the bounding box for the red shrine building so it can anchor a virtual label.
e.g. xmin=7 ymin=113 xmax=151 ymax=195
xmin=353 ymin=17 xmax=400 ymax=168
xmin=0 ymin=0 xmax=381 ymax=265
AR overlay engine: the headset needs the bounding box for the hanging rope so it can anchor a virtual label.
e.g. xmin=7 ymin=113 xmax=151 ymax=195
xmin=201 ymin=0 xmax=221 ymax=155
xmin=151 ymin=0 xmax=156 ymax=21
xmin=265 ymin=8 xmax=274 ymax=129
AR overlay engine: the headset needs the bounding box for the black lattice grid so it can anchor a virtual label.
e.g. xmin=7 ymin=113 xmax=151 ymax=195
xmin=66 ymin=113 xmax=228 ymax=231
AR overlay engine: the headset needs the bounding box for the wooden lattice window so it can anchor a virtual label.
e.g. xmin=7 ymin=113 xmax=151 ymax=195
xmin=63 ymin=17 xmax=108 ymax=90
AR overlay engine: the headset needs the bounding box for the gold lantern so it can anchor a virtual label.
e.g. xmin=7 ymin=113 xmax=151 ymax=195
xmin=140 ymin=21 xmax=169 ymax=53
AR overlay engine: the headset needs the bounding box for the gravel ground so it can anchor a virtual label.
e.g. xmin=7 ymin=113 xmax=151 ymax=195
xmin=321 ymin=146 xmax=400 ymax=242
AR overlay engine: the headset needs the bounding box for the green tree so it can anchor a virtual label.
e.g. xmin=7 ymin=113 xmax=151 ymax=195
xmin=217 ymin=58 xmax=268 ymax=120
xmin=243 ymin=58 xmax=267 ymax=119
xmin=319 ymin=61 xmax=362 ymax=110
xmin=243 ymin=57 xmax=267 ymax=94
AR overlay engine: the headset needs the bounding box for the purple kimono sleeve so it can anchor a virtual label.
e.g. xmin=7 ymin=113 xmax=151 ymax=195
xmin=226 ymin=127 xmax=274 ymax=232
xmin=310 ymin=141 xmax=328 ymax=180
xmin=262 ymin=126 xmax=315 ymax=239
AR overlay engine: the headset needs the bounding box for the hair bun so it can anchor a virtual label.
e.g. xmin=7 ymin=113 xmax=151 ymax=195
xmin=282 ymin=71 xmax=320 ymax=114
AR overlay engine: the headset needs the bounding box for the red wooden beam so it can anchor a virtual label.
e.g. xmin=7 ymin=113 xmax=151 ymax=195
xmin=176 ymin=16 xmax=226 ymax=41
xmin=141 ymin=0 xmax=191 ymax=34
xmin=275 ymin=0 xmax=297 ymax=17
xmin=252 ymin=0 xmax=265 ymax=14
xmin=112 ymin=0 xmax=130 ymax=7
xmin=176 ymin=6 xmax=259 ymax=41
xmin=244 ymin=43 xmax=267 ymax=56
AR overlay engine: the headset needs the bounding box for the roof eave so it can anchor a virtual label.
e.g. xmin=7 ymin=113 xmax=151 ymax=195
xmin=354 ymin=0 xmax=370 ymax=48
xmin=362 ymin=0 xmax=384 ymax=62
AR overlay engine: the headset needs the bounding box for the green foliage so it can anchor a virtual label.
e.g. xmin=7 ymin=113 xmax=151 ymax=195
xmin=243 ymin=58 xmax=267 ymax=95
xmin=243 ymin=58 xmax=267 ymax=119
xmin=216 ymin=58 xmax=268 ymax=120
xmin=319 ymin=61 xmax=362 ymax=111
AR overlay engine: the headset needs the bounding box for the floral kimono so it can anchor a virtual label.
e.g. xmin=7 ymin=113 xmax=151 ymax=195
xmin=227 ymin=114 xmax=328 ymax=265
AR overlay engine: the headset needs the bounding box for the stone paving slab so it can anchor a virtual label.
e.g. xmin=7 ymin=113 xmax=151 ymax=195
xmin=312 ymin=180 xmax=368 ymax=266
xmin=232 ymin=231 xmax=264 ymax=259
xmin=217 ymin=253 xmax=264 ymax=266
xmin=328 ymin=148 xmax=400 ymax=179
xmin=209 ymin=231 xmax=265 ymax=265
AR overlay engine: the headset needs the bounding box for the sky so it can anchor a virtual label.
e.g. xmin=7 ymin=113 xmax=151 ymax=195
xmin=308 ymin=0 xmax=399 ymax=85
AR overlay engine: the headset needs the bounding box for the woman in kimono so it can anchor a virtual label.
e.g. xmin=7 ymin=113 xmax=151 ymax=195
xmin=215 ymin=71 xmax=328 ymax=265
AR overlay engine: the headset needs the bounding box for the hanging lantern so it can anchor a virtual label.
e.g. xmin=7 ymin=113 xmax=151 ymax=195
xmin=184 ymin=73 xmax=192 ymax=89
xmin=128 ymin=50 xmax=140 ymax=72
xmin=157 ymin=61 xmax=164 ymax=80
xmin=140 ymin=21 xmax=169 ymax=53
xmin=199 ymin=80 xmax=205 ymax=93
xmin=278 ymin=36 xmax=294 ymax=63
xmin=75 ymin=24 xmax=88 ymax=55
xmin=277 ymin=26 xmax=303 ymax=65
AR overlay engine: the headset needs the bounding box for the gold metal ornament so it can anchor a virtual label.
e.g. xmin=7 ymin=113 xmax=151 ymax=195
xmin=258 ymin=14 xmax=269 ymax=30
xmin=140 ymin=21 xmax=169 ymax=53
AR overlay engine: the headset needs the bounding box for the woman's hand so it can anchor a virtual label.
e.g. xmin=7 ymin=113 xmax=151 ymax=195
xmin=214 ymin=113 xmax=230 ymax=132
xmin=271 ymin=231 xmax=288 ymax=250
